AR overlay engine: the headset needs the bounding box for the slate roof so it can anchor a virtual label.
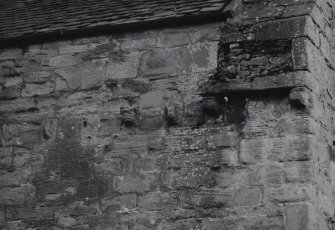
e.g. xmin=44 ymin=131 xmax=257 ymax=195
xmin=0 ymin=0 xmax=232 ymax=42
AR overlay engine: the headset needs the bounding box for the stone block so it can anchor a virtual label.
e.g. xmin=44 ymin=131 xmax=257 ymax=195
xmin=1 ymin=123 xmax=40 ymax=147
xmin=201 ymin=218 xmax=239 ymax=230
xmin=281 ymin=3 xmax=314 ymax=18
xmin=121 ymin=78 xmax=152 ymax=94
xmin=207 ymin=131 xmax=239 ymax=149
xmin=138 ymin=192 xmax=177 ymax=210
xmin=59 ymin=44 xmax=89 ymax=54
xmin=253 ymin=16 xmax=319 ymax=45
xmin=139 ymin=91 xmax=164 ymax=110
xmin=95 ymin=156 xmax=133 ymax=176
xmin=161 ymin=167 xmax=214 ymax=190
xmin=140 ymin=48 xmax=180 ymax=78
xmin=159 ymin=219 xmax=199 ymax=230
xmin=317 ymin=192 xmax=335 ymax=218
xmin=0 ymin=85 xmax=22 ymax=99
xmin=0 ymin=168 xmax=32 ymax=187
xmin=178 ymin=42 xmax=218 ymax=73
xmin=156 ymin=32 xmax=190 ymax=48
xmin=189 ymin=24 xmax=220 ymax=43
xmin=179 ymin=189 xmax=236 ymax=209
xmin=1 ymin=124 xmax=19 ymax=145
xmin=49 ymin=54 xmax=81 ymax=67
xmin=249 ymin=163 xmax=284 ymax=186
xmin=263 ymin=184 xmax=315 ymax=203
xmin=269 ymin=0 xmax=310 ymax=6
xmin=18 ymin=123 xmax=41 ymax=147
xmin=221 ymin=32 xmax=255 ymax=45
xmin=243 ymin=5 xmax=284 ymax=20
xmin=55 ymin=60 xmax=105 ymax=90
xmin=106 ymin=51 xmax=140 ymax=79
xmin=134 ymin=157 xmax=157 ymax=172
xmin=320 ymin=33 xmax=331 ymax=62
xmin=219 ymin=147 xmax=239 ymax=166
xmin=22 ymin=82 xmax=54 ymax=97
xmin=251 ymin=71 xmax=319 ymax=93
xmin=101 ymin=194 xmax=137 ymax=213
xmin=215 ymin=168 xmax=250 ymax=189
xmin=54 ymin=77 xmax=68 ymax=92
xmin=168 ymin=134 xmax=207 ymax=152
xmin=98 ymin=115 xmax=121 ymax=137
xmin=243 ymin=216 xmax=284 ymax=230
xmin=0 ymin=184 xmax=35 ymax=205
xmin=139 ymin=108 xmax=164 ymax=131
xmin=6 ymin=220 xmax=26 ymax=230
xmin=201 ymin=216 xmax=284 ymax=230
xmin=24 ymin=71 xmax=51 ymax=83
xmin=292 ymin=37 xmax=310 ymax=71
xmin=240 ymin=135 xmax=312 ymax=164
xmin=57 ymin=215 xmax=78 ymax=228
xmin=4 ymin=77 xmax=22 ymax=88
xmin=0 ymin=60 xmax=19 ymax=78
xmin=166 ymin=149 xmax=220 ymax=169
xmin=121 ymin=37 xmax=157 ymax=51
xmin=239 ymin=138 xmax=266 ymax=164
xmin=284 ymin=162 xmax=313 ymax=183
xmin=0 ymin=49 xmax=22 ymax=60
xmin=284 ymin=203 xmax=318 ymax=230
xmin=235 ymin=186 xmax=262 ymax=206
xmin=113 ymin=173 xmax=157 ymax=193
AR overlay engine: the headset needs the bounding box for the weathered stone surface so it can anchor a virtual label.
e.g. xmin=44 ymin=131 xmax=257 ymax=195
xmin=57 ymin=215 xmax=78 ymax=228
xmin=140 ymin=48 xmax=180 ymax=78
xmin=0 ymin=184 xmax=35 ymax=205
xmin=24 ymin=71 xmax=51 ymax=83
xmin=284 ymin=203 xmax=318 ymax=230
xmin=0 ymin=1 xmax=334 ymax=229
xmin=106 ymin=51 xmax=140 ymax=79
xmin=252 ymin=16 xmax=319 ymax=45
xmin=55 ymin=60 xmax=106 ymax=90
xmin=113 ymin=173 xmax=158 ymax=193
xmin=22 ymin=82 xmax=54 ymax=96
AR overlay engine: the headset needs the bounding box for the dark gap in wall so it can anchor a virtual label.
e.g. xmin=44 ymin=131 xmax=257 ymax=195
xmin=164 ymin=107 xmax=179 ymax=128
xmin=202 ymin=87 xmax=292 ymax=125
xmin=202 ymin=94 xmax=247 ymax=125
xmin=330 ymin=144 xmax=335 ymax=162
xmin=13 ymin=107 xmax=39 ymax=114
xmin=120 ymin=106 xmax=139 ymax=129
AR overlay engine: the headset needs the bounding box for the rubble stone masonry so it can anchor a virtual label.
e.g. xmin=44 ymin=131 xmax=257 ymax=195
xmin=1 ymin=0 xmax=335 ymax=229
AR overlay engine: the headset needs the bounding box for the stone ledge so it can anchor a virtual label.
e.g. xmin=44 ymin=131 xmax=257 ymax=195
xmin=205 ymin=71 xmax=318 ymax=94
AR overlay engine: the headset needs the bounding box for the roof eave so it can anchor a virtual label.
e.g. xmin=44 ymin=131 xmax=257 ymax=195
xmin=0 ymin=9 xmax=233 ymax=48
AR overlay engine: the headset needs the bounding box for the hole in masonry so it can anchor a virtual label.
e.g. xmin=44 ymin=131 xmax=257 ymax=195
xmin=202 ymin=94 xmax=247 ymax=124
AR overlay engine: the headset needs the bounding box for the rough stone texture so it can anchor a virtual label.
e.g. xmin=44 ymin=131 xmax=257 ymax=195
xmin=0 ymin=0 xmax=232 ymax=42
xmin=1 ymin=0 xmax=335 ymax=229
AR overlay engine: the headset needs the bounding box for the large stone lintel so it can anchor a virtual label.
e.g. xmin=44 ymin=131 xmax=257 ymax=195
xmin=205 ymin=71 xmax=318 ymax=94
xmin=221 ymin=16 xmax=319 ymax=45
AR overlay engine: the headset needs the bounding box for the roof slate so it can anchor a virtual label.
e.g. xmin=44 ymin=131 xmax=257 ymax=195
xmin=0 ymin=0 xmax=231 ymax=41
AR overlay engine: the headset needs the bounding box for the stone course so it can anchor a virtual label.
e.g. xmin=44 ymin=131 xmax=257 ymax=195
xmin=1 ymin=0 xmax=335 ymax=229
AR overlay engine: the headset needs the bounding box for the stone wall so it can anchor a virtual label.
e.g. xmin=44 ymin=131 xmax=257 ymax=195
xmin=1 ymin=0 xmax=335 ymax=229
xmin=203 ymin=0 xmax=335 ymax=229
